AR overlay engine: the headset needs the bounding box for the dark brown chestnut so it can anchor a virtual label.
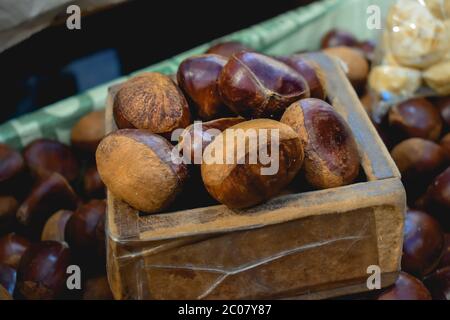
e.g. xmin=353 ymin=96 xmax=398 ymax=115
xmin=422 ymin=167 xmax=450 ymax=229
xmin=423 ymin=266 xmax=450 ymax=300
xmin=17 ymin=241 xmax=71 ymax=300
xmin=438 ymin=234 xmax=450 ymax=269
xmin=0 ymin=195 xmax=18 ymax=235
xmin=388 ymin=98 xmax=442 ymax=142
xmin=82 ymin=276 xmax=113 ymax=300
xmin=218 ymin=51 xmax=310 ymax=119
xmin=377 ymin=272 xmax=432 ymax=300
xmin=390 ymin=138 xmax=449 ymax=202
xmin=0 ymin=143 xmax=25 ymax=194
xmin=435 ymin=96 xmax=450 ymax=127
xmin=321 ymin=29 xmax=358 ymax=49
xmin=402 ymin=210 xmax=445 ymax=278
xmin=205 ymin=41 xmax=252 ymax=58
xmin=71 ymin=110 xmax=105 ymax=154
xmin=276 ymin=55 xmax=326 ymax=99
xmin=0 ymin=263 xmax=16 ymax=296
xmin=83 ymin=165 xmax=105 ymax=199
xmin=16 ymin=172 xmax=78 ymax=237
xmin=23 ymin=139 xmax=79 ymax=183
xmin=440 ymin=133 xmax=450 ymax=158
xmin=177 ymin=54 xmax=230 ymax=120
xmin=65 ymin=200 xmax=106 ymax=273
xmin=41 ymin=210 xmax=73 ymax=242
xmin=0 ymin=233 xmax=30 ymax=269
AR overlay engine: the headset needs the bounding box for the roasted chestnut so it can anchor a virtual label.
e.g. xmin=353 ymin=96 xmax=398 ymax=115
xmin=177 ymin=54 xmax=230 ymax=120
xmin=0 ymin=233 xmax=30 ymax=269
xmin=23 ymin=139 xmax=79 ymax=183
xmin=71 ymin=110 xmax=105 ymax=154
xmin=113 ymin=73 xmax=191 ymax=136
xmin=218 ymin=51 xmax=310 ymax=119
xmin=321 ymin=29 xmax=358 ymax=49
xmin=16 ymin=241 xmax=71 ymax=300
xmin=201 ymin=119 xmax=304 ymax=209
xmin=41 ymin=210 xmax=73 ymax=242
xmin=402 ymin=210 xmax=445 ymax=278
xmin=205 ymin=41 xmax=252 ymax=58
xmin=377 ymin=272 xmax=432 ymax=300
xmin=96 ymin=129 xmax=188 ymax=213
xmin=281 ymin=98 xmax=360 ymax=189
xmin=388 ymin=98 xmax=442 ymax=142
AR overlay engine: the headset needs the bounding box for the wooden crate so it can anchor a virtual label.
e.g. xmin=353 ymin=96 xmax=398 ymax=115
xmin=105 ymin=53 xmax=405 ymax=300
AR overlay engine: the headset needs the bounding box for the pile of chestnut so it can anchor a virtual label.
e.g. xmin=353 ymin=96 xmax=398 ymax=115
xmin=0 ymin=110 xmax=113 ymax=300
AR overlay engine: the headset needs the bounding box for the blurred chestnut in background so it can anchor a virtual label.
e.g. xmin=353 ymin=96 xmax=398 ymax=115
xmin=218 ymin=51 xmax=309 ymax=119
xmin=390 ymin=138 xmax=448 ymax=203
xmin=0 ymin=195 xmax=19 ymax=235
xmin=16 ymin=172 xmax=78 ymax=237
xmin=423 ymin=266 xmax=450 ymax=300
xmin=377 ymin=272 xmax=431 ymax=300
xmin=17 ymin=241 xmax=71 ymax=300
xmin=356 ymin=40 xmax=376 ymax=62
xmin=402 ymin=210 xmax=444 ymax=278
xmin=388 ymin=98 xmax=442 ymax=142
xmin=0 ymin=263 xmax=16 ymax=296
xmin=83 ymin=165 xmax=105 ymax=199
xmin=276 ymin=55 xmax=326 ymax=99
xmin=422 ymin=167 xmax=450 ymax=229
xmin=23 ymin=139 xmax=79 ymax=183
xmin=434 ymin=96 xmax=450 ymax=128
xmin=177 ymin=54 xmax=230 ymax=120
xmin=320 ymin=29 xmax=358 ymax=49
xmin=0 ymin=233 xmax=30 ymax=269
xmin=205 ymin=41 xmax=252 ymax=58
xmin=0 ymin=143 xmax=25 ymax=194
xmin=41 ymin=210 xmax=73 ymax=242
xmin=71 ymin=110 xmax=105 ymax=155
xmin=65 ymin=200 xmax=106 ymax=273
xmin=82 ymin=276 xmax=113 ymax=300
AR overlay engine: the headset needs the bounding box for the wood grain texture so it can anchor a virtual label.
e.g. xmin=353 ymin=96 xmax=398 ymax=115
xmin=105 ymin=53 xmax=405 ymax=300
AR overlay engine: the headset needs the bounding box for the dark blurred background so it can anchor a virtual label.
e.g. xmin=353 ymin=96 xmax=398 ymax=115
xmin=0 ymin=0 xmax=316 ymax=123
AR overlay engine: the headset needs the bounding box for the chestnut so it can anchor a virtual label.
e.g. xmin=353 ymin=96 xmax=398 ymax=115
xmin=83 ymin=165 xmax=105 ymax=199
xmin=65 ymin=200 xmax=105 ymax=273
xmin=438 ymin=234 xmax=450 ymax=269
xmin=276 ymin=55 xmax=326 ymax=100
xmin=377 ymin=272 xmax=432 ymax=300
xmin=0 ymin=195 xmax=18 ymax=235
xmin=177 ymin=54 xmax=230 ymax=120
xmin=435 ymin=96 xmax=450 ymax=127
xmin=422 ymin=166 xmax=450 ymax=229
xmin=388 ymin=98 xmax=442 ymax=142
xmin=320 ymin=29 xmax=358 ymax=49
xmin=201 ymin=119 xmax=304 ymax=209
xmin=218 ymin=51 xmax=310 ymax=119
xmin=323 ymin=46 xmax=369 ymax=92
xmin=82 ymin=276 xmax=113 ymax=300
xmin=281 ymin=98 xmax=360 ymax=189
xmin=0 ymin=233 xmax=30 ymax=269
xmin=390 ymin=138 xmax=449 ymax=202
xmin=0 ymin=263 xmax=16 ymax=296
xmin=113 ymin=73 xmax=191 ymax=136
xmin=423 ymin=266 xmax=450 ymax=300
xmin=205 ymin=41 xmax=252 ymax=58
xmin=0 ymin=143 xmax=25 ymax=194
xmin=440 ymin=133 xmax=450 ymax=158
xmin=23 ymin=139 xmax=79 ymax=183
xmin=402 ymin=210 xmax=445 ymax=278
xmin=41 ymin=210 xmax=73 ymax=242
xmin=96 ymin=129 xmax=188 ymax=213
xmin=17 ymin=241 xmax=71 ymax=300
xmin=0 ymin=284 xmax=12 ymax=300
xmin=71 ymin=110 xmax=105 ymax=154
xmin=178 ymin=117 xmax=245 ymax=163
xmin=16 ymin=172 xmax=78 ymax=237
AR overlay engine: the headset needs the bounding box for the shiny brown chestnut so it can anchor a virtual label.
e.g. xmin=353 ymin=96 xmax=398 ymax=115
xmin=82 ymin=276 xmax=113 ymax=300
xmin=71 ymin=110 xmax=105 ymax=154
xmin=83 ymin=165 xmax=105 ymax=199
xmin=17 ymin=241 xmax=71 ymax=300
xmin=41 ymin=210 xmax=73 ymax=242
xmin=0 ymin=195 xmax=18 ymax=235
xmin=177 ymin=54 xmax=230 ymax=120
xmin=113 ymin=73 xmax=191 ymax=136
xmin=0 ymin=233 xmax=30 ymax=269
xmin=281 ymin=98 xmax=360 ymax=189
xmin=16 ymin=172 xmax=78 ymax=237
xmin=388 ymin=98 xmax=442 ymax=142
xmin=377 ymin=272 xmax=432 ymax=300
xmin=320 ymin=29 xmax=358 ymax=49
xmin=390 ymin=138 xmax=449 ymax=202
xmin=65 ymin=200 xmax=106 ymax=272
xmin=422 ymin=167 xmax=450 ymax=229
xmin=0 ymin=143 xmax=25 ymax=194
xmin=440 ymin=133 xmax=450 ymax=158
xmin=0 ymin=263 xmax=16 ymax=296
xmin=402 ymin=210 xmax=445 ymax=278
xmin=23 ymin=139 xmax=79 ymax=183
xmin=178 ymin=117 xmax=245 ymax=163
xmin=205 ymin=41 xmax=252 ymax=58
xmin=218 ymin=51 xmax=310 ymax=119
xmin=435 ymin=96 xmax=450 ymax=127
xmin=276 ymin=55 xmax=326 ymax=99
xmin=423 ymin=266 xmax=450 ymax=300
